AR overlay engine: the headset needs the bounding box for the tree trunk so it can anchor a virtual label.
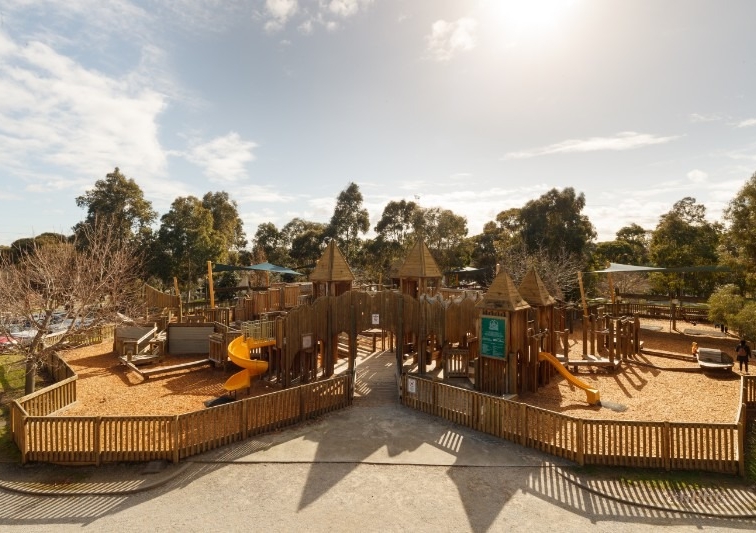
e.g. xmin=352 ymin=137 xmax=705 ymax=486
xmin=25 ymin=354 xmax=36 ymax=395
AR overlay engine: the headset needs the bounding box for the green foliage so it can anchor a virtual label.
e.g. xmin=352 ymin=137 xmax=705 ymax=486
xmin=74 ymin=167 xmax=157 ymax=245
xmin=284 ymin=218 xmax=327 ymax=268
xmin=417 ymin=207 xmax=470 ymax=274
xmin=649 ymin=197 xmax=722 ymax=297
xmin=326 ymin=182 xmax=370 ymax=266
xmin=6 ymin=233 xmax=69 ymax=264
xmin=519 ymin=187 xmax=596 ymax=259
xmin=252 ymin=222 xmax=290 ymax=266
xmin=156 ymin=196 xmax=227 ymax=288
xmin=724 ymin=171 xmax=756 ymax=293
xmin=201 ymin=191 xmax=247 ymax=251
xmin=707 ymin=284 xmax=744 ymax=326
xmin=731 ymin=302 xmax=756 ymax=342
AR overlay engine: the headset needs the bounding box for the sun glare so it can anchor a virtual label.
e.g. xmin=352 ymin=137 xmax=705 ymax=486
xmin=487 ymin=0 xmax=578 ymax=35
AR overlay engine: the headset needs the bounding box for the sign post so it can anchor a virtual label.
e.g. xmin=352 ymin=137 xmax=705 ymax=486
xmin=480 ymin=315 xmax=506 ymax=359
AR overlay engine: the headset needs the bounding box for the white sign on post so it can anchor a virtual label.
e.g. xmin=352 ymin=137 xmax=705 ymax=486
xmin=372 ymin=313 xmax=380 ymax=325
xmin=407 ymin=377 xmax=416 ymax=394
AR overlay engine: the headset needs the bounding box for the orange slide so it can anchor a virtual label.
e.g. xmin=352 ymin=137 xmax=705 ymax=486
xmin=224 ymin=336 xmax=274 ymax=392
xmin=538 ymin=351 xmax=601 ymax=406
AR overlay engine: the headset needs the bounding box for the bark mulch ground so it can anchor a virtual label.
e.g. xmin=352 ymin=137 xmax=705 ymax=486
xmin=57 ymin=318 xmax=745 ymax=423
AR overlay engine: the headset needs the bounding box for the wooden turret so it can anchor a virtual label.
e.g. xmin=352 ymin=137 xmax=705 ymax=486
xmin=474 ymin=271 xmax=530 ymax=395
xmin=310 ymin=241 xmax=355 ymax=299
xmin=396 ymin=239 xmax=442 ymax=298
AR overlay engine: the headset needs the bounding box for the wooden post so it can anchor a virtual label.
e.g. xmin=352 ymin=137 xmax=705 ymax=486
xmin=419 ymin=305 xmax=427 ymax=376
xmin=172 ymin=415 xmax=180 ymax=464
xmin=608 ymin=319 xmax=615 ymax=364
xmin=94 ymin=417 xmax=101 ymax=466
xmin=396 ymin=296 xmax=404 ymax=380
xmin=738 ymin=402 xmax=746 ymax=477
xmin=662 ymin=421 xmax=670 ymax=471
xmin=576 ymin=419 xmax=584 ymax=466
xmin=582 ymin=315 xmax=588 ymax=357
xmin=240 ymin=399 xmax=248 ymax=439
xmin=173 ymin=277 xmax=183 ymax=322
xmin=578 ymin=272 xmax=588 ymax=317
xmin=607 ymin=273 xmax=615 ymax=304
xmin=325 ymin=299 xmax=334 ymax=377
xmin=348 ymin=303 xmax=356 ymax=400
xmin=207 ymin=261 xmax=215 ymax=309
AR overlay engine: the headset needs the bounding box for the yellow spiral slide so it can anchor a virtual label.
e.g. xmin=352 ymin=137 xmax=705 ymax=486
xmin=224 ymin=335 xmax=274 ymax=392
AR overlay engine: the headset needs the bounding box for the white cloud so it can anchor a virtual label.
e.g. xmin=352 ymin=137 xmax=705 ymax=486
xmin=425 ymin=18 xmax=478 ymax=62
xmin=736 ymin=118 xmax=756 ymax=128
xmin=261 ymin=0 xmax=372 ymax=34
xmin=267 ymin=0 xmax=299 ymax=22
xmin=328 ymin=0 xmax=361 ymax=18
xmin=0 ymin=33 xmax=167 ymax=182
xmin=503 ymin=132 xmax=682 ymax=159
xmin=183 ymin=132 xmax=258 ymax=183
xmin=689 ymin=113 xmax=722 ymax=123
xmin=687 ymin=169 xmax=708 ymax=183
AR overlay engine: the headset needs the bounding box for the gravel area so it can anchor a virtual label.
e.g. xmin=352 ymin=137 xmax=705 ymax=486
xmin=57 ymin=318 xmax=745 ymax=424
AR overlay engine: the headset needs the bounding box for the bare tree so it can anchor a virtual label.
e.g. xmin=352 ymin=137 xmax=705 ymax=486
xmin=498 ymin=245 xmax=583 ymax=301
xmin=0 ymin=219 xmax=144 ymax=394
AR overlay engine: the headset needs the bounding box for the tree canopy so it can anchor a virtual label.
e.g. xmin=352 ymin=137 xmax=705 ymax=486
xmin=74 ymin=167 xmax=157 ymax=244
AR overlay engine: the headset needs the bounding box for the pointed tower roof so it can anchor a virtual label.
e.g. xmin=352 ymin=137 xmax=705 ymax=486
xmin=396 ymin=239 xmax=442 ymax=279
xmin=309 ymin=241 xmax=355 ymax=282
xmin=476 ymin=271 xmax=530 ymax=311
xmin=518 ymin=267 xmax=555 ymax=307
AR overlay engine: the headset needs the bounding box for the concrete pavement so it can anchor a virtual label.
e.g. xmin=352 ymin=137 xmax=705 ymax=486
xmin=1 ymin=349 xmax=755 ymax=521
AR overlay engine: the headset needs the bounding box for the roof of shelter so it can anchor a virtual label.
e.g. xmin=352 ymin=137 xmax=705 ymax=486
xmin=476 ymin=271 xmax=530 ymax=311
xmin=396 ymin=239 xmax=442 ymax=279
xmin=588 ymin=262 xmax=730 ymax=274
xmin=309 ymin=241 xmax=355 ymax=282
xmin=518 ymin=268 xmax=555 ymax=307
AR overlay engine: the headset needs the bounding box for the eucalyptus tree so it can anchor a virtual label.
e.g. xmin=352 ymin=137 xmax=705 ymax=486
xmin=326 ymin=182 xmax=370 ymax=266
xmin=648 ymin=197 xmax=722 ymax=297
xmin=417 ymin=207 xmax=471 ymax=274
xmin=723 ymin=171 xmax=756 ymax=293
xmin=284 ymin=218 xmax=327 ymax=269
xmin=201 ymin=191 xmax=247 ymax=252
xmin=74 ymin=167 xmax=157 ymax=246
xmin=518 ymin=187 xmax=596 ymax=260
xmin=252 ymin=222 xmax=290 ymax=266
xmin=156 ymin=196 xmax=226 ymax=289
xmin=370 ymin=200 xmax=422 ymax=280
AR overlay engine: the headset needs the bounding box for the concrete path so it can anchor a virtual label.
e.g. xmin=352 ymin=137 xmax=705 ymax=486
xmin=1 ymin=348 xmax=756 ymax=531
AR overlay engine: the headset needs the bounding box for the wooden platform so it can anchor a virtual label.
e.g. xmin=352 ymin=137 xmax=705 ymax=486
xmin=567 ymin=355 xmax=622 ymax=372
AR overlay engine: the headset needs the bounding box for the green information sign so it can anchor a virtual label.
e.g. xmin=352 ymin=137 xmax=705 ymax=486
xmin=480 ymin=316 xmax=506 ymax=358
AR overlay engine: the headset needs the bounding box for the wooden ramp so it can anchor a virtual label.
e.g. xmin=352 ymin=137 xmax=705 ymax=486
xmin=353 ymin=350 xmax=399 ymax=406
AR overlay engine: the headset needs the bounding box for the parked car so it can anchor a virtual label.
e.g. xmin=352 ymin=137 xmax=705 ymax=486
xmin=0 ymin=334 xmax=19 ymax=352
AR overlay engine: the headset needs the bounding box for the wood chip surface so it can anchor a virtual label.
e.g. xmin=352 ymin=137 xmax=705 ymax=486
xmin=57 ymin=318 xmax=744 ymax=423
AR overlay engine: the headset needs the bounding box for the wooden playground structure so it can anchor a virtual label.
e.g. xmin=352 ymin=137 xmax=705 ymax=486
xmin=8 ymin=239 xmax=756 ymax=476
xmin=113 ymin=238 xmax=650 ymax=404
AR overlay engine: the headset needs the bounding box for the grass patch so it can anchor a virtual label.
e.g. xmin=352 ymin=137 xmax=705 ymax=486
xmin=0 ymin=352 xmax=53 ymax=462
xmin=568 ymin=464 xmax=752 ymax=489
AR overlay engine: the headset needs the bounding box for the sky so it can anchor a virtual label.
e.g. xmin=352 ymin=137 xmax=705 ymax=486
xmin=1 ymin=0 xmax=755 ymax=248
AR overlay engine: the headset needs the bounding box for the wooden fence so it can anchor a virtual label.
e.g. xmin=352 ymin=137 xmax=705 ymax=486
xmin=590 ymin=302 xmax=710 ymax=323
xmin=402 ymin=374 xmax=754 ymax=475
xmin=10 ymin=352 xmax=351 ymax=465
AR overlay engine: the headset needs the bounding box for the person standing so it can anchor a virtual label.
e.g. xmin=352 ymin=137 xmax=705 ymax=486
xmin=735 ymin=339 xmax=751 ymax=373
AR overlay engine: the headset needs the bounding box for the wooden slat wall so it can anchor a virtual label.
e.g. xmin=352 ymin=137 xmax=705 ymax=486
xmin=402 ymin=375 xmax=746 ymax=475
xmin=143 ymin=283 xmax=181 ymax=309
xmin=167 ymin=323 xmax=216 ymax=354
xmin=15 ymin=374 xmax=351 ymax=465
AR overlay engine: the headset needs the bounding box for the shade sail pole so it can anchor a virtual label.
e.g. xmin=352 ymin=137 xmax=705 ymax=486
xmin=207 ymin=261 xmax=215 ymax=309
